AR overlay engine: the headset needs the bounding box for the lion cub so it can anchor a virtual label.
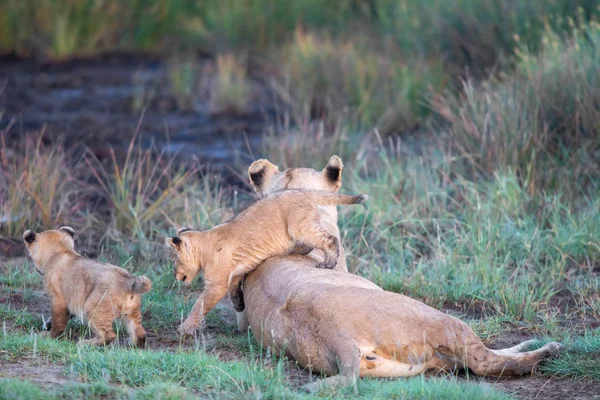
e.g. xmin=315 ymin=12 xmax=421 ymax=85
xmin=23 ymin=227 xmax=151 ymax=347
xmin=166 ymin=189 xmax=368 ymax=335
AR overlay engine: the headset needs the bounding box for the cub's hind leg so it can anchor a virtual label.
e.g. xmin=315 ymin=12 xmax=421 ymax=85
xmin=289 ymin=215 xmax=340 ymax=269
xmin=123 ymin=308 xmax=147 ymax=348
xmin=80 ymin=297 xmax=117 ymax=346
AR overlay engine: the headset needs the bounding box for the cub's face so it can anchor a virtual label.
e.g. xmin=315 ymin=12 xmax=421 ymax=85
xmin=165 ymin=229 xmax=202 ymax=285
xmin=248 ymin=155 xmax=343 ymax=196
xmin=23 ymin=226 xmax=76 ymax=271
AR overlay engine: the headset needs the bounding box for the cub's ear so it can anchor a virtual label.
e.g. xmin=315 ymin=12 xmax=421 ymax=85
xmin=322 ymin=155 xmax=343 ymax=188
xmin=165 ymin=236 xmax=182 ymax=250
xmin=177 ymin=227 xmax=192 ymax=235
xmin=59 ymin=226 xmax=75 ymax=238
xmin=23 ymin=230 xmax=36 ymax=244
xmin=248 ymin=159 xmax=279 ymax=195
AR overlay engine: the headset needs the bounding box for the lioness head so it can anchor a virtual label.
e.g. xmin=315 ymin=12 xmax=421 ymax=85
xmin=248 ymin=155 xmax=343 ymax=196
xmin=23 ymin=226 xmax=76 ymax=272
xmin=165 ymin=227 xmax=204 ymax=285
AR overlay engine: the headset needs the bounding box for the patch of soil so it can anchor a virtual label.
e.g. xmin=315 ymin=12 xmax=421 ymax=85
xmin=493 ymin=377 xmax=600 ymax=400
xmin=0 ymin=359 xmax=77 ymax=390
xmin=0 ymin=53 xmax=278 ymax=173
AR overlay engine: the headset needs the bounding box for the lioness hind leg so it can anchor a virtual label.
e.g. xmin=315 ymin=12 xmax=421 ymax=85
xmin=302 ymin=340 xmax=361 ymax=394
xmin=492 ymin=339 xmax=540 ymax=355
xmin=301 ymin=374 xmax=358 ymax=394
xmin=463 ymin=341 xmax=563 ymax=376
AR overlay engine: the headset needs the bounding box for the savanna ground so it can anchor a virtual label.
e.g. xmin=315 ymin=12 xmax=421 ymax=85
xmin=1 ymin=1 xmax=599 ymax=399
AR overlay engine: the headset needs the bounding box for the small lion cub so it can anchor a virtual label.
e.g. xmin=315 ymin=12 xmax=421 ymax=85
xmin=23 ymin=227 xmax=152 ymax=347
xmin=166 ymin=189 xmax=368 ymax=335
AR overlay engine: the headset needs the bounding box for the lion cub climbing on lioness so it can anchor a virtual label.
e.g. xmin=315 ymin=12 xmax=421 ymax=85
xmin=23 ymin=227 xmax=151 ymax=347
xmin=166 ymin=189 xmax=368 ymax=335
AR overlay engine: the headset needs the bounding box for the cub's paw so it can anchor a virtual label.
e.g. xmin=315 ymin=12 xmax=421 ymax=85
xmin=315 ymin=262 xmax=335 ymax=269
xmin=178 ymin=318 xmax=203 ymax=337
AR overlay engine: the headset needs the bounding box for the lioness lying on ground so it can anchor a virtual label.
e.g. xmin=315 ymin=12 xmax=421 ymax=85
xmin=166 ymin=189 xmax=367 ymax=335
xmin=239 ymin=157 xmax=562 ymax=392
xmin=23 ymin=227 xmax=151 ymax=347
xmin=245 ymin=255 xmax=563 ymax=392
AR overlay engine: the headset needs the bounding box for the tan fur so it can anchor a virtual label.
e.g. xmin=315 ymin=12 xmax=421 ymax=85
xmin=165 ymin=189 xmax=367 ymax=336
xmin=248 ymin=155 xmax=348 ymax=271
xmin=23 ymin=227 xmax=151 ymax=347
xmin=245 ymin=256 xmax=562 ymax=392
xmin=240 ymin=157 xmax=562 ymax=392
xmin=235 ymin=156 xmax=350 ymax=332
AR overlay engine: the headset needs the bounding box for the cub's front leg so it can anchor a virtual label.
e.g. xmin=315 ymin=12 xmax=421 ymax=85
xmin=49 ymin=300 xmax=70 ymax=338
xmin=178 ymin=279 xmax=229 ymax=336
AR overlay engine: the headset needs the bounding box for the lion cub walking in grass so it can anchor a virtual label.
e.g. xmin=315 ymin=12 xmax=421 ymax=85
xmin=23 ymin=227 xmax=151 ymax=347
xmin=166 ymin=189 xmax=368 ymax=335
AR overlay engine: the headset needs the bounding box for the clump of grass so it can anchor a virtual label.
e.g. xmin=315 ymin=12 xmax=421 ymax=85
xmin=280 ymin=28 xmax=444 ymax=131
xmin=0 ymin=378 xmax=198 ymax=400
xmin=433 ymin=19 xmax=600 ymax=197
xmin=167 ymin=54 xmax=199 ymax=110
xmin=0 ymin=133 xmax=83 ymax=238
xmin=85 ymin=135 xmax=198 ymax=243
xmin=374 ymin=0 xmax=600 ymax=76
xmin=523 ymin=330 xmax=600 ymax=379
xmin=208 ymin=53 xmax=251 ymax=114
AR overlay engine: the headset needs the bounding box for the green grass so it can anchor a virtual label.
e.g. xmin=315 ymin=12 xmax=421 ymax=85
xmin=0 ymin=331 xmax=519 ymax=399
xmin=0 ymin=332 xmax=520 ymax=400
xmin=0 ymin=379 xmax=198 ymax=400
xmin=538 ymin=330 xmax=600 ymax=380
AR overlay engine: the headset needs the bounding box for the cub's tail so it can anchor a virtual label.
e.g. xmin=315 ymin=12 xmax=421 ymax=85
xmin=311 ymin=191 xmax=369 ymax=206
xmin=129 ymin=276 xmax=152 ymax=294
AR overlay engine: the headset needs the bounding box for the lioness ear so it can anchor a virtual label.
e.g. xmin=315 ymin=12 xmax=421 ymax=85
xmin=323 ymin=155 xmax=343 ymax=188
xmin=23 ymin=230 xmax=36 ymax=244
xmin=59 ymin=226 xmax=75 ymax=238
xmin=166 ymin=236 xmax=182 ymax=250
xmin=177 ymin=227 xmax=192 ymax=235
xmin=248 ymin=159 xmax=279 ymax=195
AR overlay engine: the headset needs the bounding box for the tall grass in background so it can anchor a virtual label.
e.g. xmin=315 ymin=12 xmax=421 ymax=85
xmin=0 ymin=132 xmax=84 ymax=237
xmin=433 ymin=20 xmax=600 ymax=197
xmin=278 ymin=28 xmax=444 ymax=131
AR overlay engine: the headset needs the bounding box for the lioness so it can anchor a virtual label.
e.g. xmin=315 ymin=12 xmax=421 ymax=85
xmin=166 ymin=189 xmax=368 ymax=335
xmin=245 ymin=256 xmax=562 ymax=392
xmin=239 ymin=157 xmax=562 ymax=392
xmin=23 ymin=227 xmax=151 ymax=347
